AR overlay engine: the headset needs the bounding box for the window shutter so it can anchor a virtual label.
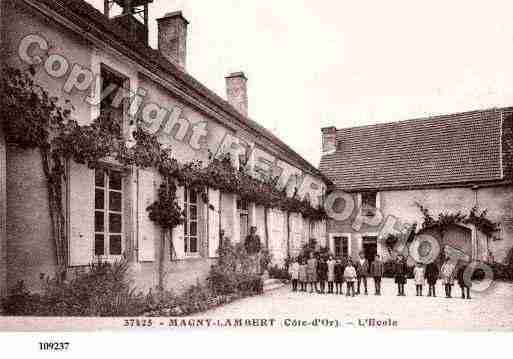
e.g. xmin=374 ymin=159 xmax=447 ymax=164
xmin=68 ymin=160 xmax=94 ymax=266
xmin=208 ymin=188 xmax=220 ymax=258
xmin=137 ymin=169 xmax=158 ymax=262
xmin=291 ymin=213 xmax=302 ymax=256
xmin=172 ymin=185 xmax=186 ymax=260
xmin=270 ymin=209 xmax=286 ymax=265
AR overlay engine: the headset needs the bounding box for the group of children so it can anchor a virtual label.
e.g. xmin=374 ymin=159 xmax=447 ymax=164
xmin=288 ymin=252 xmax=473 ymax=299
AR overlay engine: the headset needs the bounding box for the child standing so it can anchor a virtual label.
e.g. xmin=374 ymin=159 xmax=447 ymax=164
xmin=394 ymin=255 xmax=408 ymax=296
xmin=425 ymin=261 xmax=439 ymax=297
xmin=457 ymin=262 xmax=471 ymax=300
xmin=289 ymin=257 xmax=300 ymax=292
xmin=413 ymin=262 xmax=425 ymax=296
xmin=317 ymin=257 xmax=328 ymax=294
xmin=370 ymin=254 xmax=384 ymax=295
xmin=327 ymin=256 xmax=336 ymax=294
xmin=344 ymin=259 xmax=357 ymax=297
xmin=440 ymin=257 xmax=456 ymax=298
xmin=334 ymin=258 xmax=344 ymax=295
xmin=306 ymin=252 xmax=318 ymax=293
xmin=299 ymin=258 xmax=308 ymax=292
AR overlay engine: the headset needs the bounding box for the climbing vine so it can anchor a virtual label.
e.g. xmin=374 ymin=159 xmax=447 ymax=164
xmin=415 ymin=202 xmax=499 ymax=238
xmin=1 ymin=66 xmax=327 ymax=278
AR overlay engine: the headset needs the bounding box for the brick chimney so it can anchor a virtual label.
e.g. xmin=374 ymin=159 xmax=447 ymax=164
xmin=321 ymin=126 xmax=337 ymax=155
xmin=226 ymin=72 xmax=248 ymax=117
xmin=157 ymin=11 xmax=189 ymax=69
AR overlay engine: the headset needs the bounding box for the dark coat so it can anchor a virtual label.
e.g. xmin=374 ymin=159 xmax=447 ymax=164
xmin=317 ymin=261 xmax=328 ymax=281
xmin=370 ymin=260 xmax=384 ymax=278
xmin=425 ymin=262 xmax=439 ymax=285
xmin=244 ymin=234 xmax=261 ymax=255
xmin=394 ymin=260 xmax=408 ymax=284
xmin=457 ymin=264 xmax=471 ymax=288
xmin=355 ymin=259 xmax=370 ymax=277
xmin=334 ymin=263 xmax=344 ymax=282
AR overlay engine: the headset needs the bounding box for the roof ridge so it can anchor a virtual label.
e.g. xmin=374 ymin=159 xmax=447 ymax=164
xmin=334 ymin=105 xmax=513 ymax=132
xmin=32 ymin=0 xmax=326 ymax=180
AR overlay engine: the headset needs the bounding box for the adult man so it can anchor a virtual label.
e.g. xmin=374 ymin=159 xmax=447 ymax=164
xmin=244 ymin=226 xmax=262 ymax=274
xmin=370 ymin=254 xmax=384 ymax=295
xmin=355 ymin=251 xmax=370 ymax=295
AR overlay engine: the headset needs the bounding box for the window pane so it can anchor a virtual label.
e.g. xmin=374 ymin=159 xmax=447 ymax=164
xmin=95 ymin=234 xmax=104 ymax=256
xmin=190 ymin=221 xmax=197 ymax=236
xmin=189 ymin=190 xmax=197 ymax=203
xmin=184 ymin=221 xmax=188 ymax=235
xmin=184 ymin=188 xmax=188 ymax=203
xmin=109 ymin=235 xmax=122 ymax=255
xmin=190 ymin=237 xmax=198 ymax=253
xmin=184 ymin=238 xmax=188 ymax=253
xmin=189 ymin=205 xmax=197 ymax=220
xmin=362 ymin=192 xmax=377 ymax=207
xmin=95 ymin=170 xmax=105 ymax=187
xmin=95 ymin=211 xmax=104 ymax=232
xmin=109 ymin=191 xmax=122 ymax=212
xmin=109 ymin=213 xmax=122 ymax=233
xmin=95 ymin=189 xmax=104 ymax=210
xmin=109 ymin=171 xmax=122 ymax=191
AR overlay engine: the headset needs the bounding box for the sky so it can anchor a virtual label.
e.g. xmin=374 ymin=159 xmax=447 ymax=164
xmin=87 ymin=0 xmax=513 ymax=167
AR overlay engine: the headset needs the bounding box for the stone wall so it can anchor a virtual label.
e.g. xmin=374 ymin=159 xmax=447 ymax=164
xmin=328 ymin=185 xmax=513 ymax=263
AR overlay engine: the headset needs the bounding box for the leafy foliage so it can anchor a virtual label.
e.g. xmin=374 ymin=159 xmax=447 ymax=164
xmin=1 ymin=260 xmax=148 ymax=316
xmin=207 ymin=238 xmax=264 ymax=296
xmin=147 ymin=180 xmax=185 ymax=233
xmin=415 ymin=202 xmax=499 ymax=237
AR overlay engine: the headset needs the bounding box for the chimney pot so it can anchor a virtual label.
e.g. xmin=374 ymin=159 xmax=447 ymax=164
xmin=157 ymin=11 xmax=189 ymax=69
xmin=226 ymin=72 xmax=248 ymax=117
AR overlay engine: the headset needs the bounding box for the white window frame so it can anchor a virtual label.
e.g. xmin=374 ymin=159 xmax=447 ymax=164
xmin=184 ymin=186 xmax=201 ymax=258
xmin=329 ymin=232 xmax=352 ymax=258
xmin=94 ymin=168 xmax=124 ymax=262
xmin=357 ymin=191 xmax=381 ymax=217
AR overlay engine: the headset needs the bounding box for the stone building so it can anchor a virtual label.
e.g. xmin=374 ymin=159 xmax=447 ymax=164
xmin=0 ymin=0 xmax=328 ymax=294
xmin=320 ymin=108 xmax=513 ymax=264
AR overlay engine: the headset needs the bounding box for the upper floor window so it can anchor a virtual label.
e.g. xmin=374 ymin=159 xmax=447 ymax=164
xmin=361 ymin=191 xmax=378 ymax=216
xmin=100 ymin=65 xmax=128 ymax=137
xmin=95 ymin=168 xmax=123 ymax=258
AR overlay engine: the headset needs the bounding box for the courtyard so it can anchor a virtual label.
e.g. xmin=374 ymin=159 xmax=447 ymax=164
xmin=198 ymin=278 xmax=513 ymax=331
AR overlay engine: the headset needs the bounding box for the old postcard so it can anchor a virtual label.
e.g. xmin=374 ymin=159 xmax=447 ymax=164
xmin=0 ymin=0 xmax=512 ymax=342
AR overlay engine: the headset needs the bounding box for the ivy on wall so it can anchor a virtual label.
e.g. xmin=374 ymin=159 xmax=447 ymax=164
xmin=1 ymin=66 xmax=327 ymax=277
xmin=415 ymin=202 xmax=499 ymax=238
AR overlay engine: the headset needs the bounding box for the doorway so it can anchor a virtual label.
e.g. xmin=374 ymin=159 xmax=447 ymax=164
xmin=362 ymin=236 xmax=377 ymax=264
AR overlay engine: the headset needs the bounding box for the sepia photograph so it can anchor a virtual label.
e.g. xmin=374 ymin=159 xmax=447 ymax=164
xmin=0 ymin=0 xmax=512 ymax=350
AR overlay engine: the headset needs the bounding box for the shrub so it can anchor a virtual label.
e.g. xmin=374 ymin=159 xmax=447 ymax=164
xmin=1 ymin=259 xmax=147 ymax=316
xmin=207 ymin=238 xmax=263 ymax=296
xmin=268 ymin=265 xmax=290 ymax=281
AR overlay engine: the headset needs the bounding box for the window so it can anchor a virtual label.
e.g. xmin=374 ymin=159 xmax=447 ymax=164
xmin=184 ymin=187 xmax=199 ymax=255
xmin=361 ymin=192 xmax=378 ymax=216
xmin=238 ymin=198 xmax=249 ymax=241
xmin=334 ymin=236 xmax=349 ymax=258
xmin=100 ymin=66 xmax=128 ymax=137
xmin=94 ymin=169 xmax=123 ymax=257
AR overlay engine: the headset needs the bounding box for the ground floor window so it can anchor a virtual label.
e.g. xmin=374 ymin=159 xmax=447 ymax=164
xmin=334 ymin=236 xmax=349 ymax=258
xmin=94 ymin=168 xmax=123 ymax=257
xmin=184 ymin=187 xmax=199 ymax=255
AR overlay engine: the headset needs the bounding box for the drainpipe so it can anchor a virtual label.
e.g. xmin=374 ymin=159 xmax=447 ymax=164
xmin=0 ymin=0 xmax=7 ymax=299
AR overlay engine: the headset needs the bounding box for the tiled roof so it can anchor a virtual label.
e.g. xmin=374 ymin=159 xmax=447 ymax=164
xmin=320 ymin=107 xmax=513 ymax=191
xmin=27 ymin=0 xmax=327 ymax=181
